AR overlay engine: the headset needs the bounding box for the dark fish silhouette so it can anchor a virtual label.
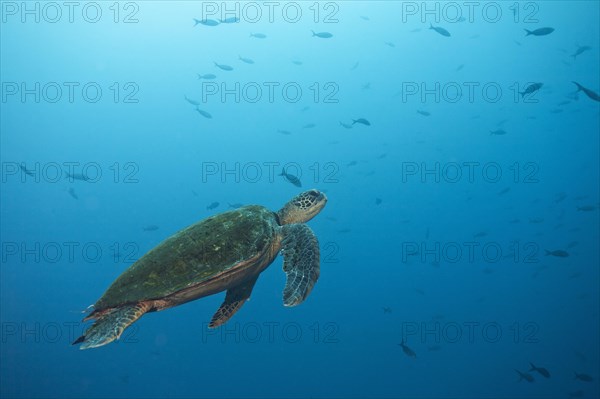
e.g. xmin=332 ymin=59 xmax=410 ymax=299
xmin=292 ymin=60 xmax=303 ymax=65
xmin=529 ymin=363 xmax=551 ymax=378
xmin=524 ymin=27 xmax=554 ymax=36
xmin=19 ymin=165 xmax=34 ymax=176
xmin=214 ymin=62 xmax=233 ymax=71
xmin=572 ymin=82 xmax=600 ymax=102
xmin=382 ymin=307 xmax=392 ymax=314
xmin=577 ymin=205 xmax=597 ymax=211
xmin=375 ymin=198 xmax=382 ymax=205
xmin=65 ymin=172 xmax=90 ymax=182
xmin=429 ymin=23 xmax=450 ymax=37
xmin=238 ymin=55 xmax=254 ymax=64
xmin=194 ymin=18 xmax=219 ymax=27
xmin=206 ymin=202 xmax=219 ymax=210
xmin=339 ymin=121 xmax=353 ymax=129
xmin=490 ymin=129 xmax=507 ymax=135
xmin=545 ymin=249 xmax=569 ymax=257
xmin=68 ymin=187 xmax=78 ymax=200
xmin=220 ymin=17 xmax=239 ymax=23
xmin=571 ymin=45 xmax=591 ymax=59
xmin=311 ymin=30 xmax=333 ymax=38
xmin=384 ymin=42 xmax=395 ymax=47
xmin=352 ymin=118 xmax=371 ymax=126
xmin=398 ymin=338 xmax=417 ymax=358
xmin=417 ymin=110 xmax=431 ymax=116
xmin=498 ymin=187 xmax=511 ymax=195
xmin=197 ymin=73 xmax=216 ymax=80
xmin=515 ymin=369 xmax=535 ymax=382
xmin=520 ymin=83 xmax=543 ymax=97
xmin=195 ymin=107 xmax=212 ymax=119
xmin=279 ymin=168 xmax=302 ymax=187
xmin=277 ymin=129 xmax=292 ymax=135
xmin=142 ymin=225 xmax=159 ymax=231
xmin=302 ymin=123 xmax=316 ymax=129
xmin=574 ymin=372 xmax=594 ymax=382
xmin=473 ymin=231 xmax=487 ymax=238
xmin=184 ymin=95 xmax=200 ymax=106
xmin=228 ymin=202 xmax=243 ymax=209
xmin=250 ymin=33 xmax=266 ymax=39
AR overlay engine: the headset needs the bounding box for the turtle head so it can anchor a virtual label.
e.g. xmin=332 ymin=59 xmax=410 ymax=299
xmin=277 ymin=189 xmax=327 ymax=225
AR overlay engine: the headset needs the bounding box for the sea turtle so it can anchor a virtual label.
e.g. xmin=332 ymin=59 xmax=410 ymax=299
xmin=73 ymin=189 xmax=327 ymax=349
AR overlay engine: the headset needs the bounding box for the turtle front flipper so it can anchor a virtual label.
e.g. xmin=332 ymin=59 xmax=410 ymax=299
xmin=281 ymin=224 xmax=320 ymax=307
xmin=209 ymin=276 xmax=259 ymax=328
xmin=73 ymin=302 xmax=150 ymax=350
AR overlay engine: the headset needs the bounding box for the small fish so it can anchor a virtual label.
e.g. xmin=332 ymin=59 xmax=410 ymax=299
xmin=554 ymin=192 xmax=567 ymax=203
xmin=515 ymin=369 xmax=535 ymax=383
xmin=277 ymin=129 xmax=292 ymax=135
xmin=228 ymin=202 xmax=243 ymax=209
xmin=352 ymin=118 xmax=371 ymax=126
xmin=68 ymin=187 xmax=78 ymax=200
xmin=360 ymin=15 xmax=369 ymax=21
xmin=375 ymin=198 xmax=382 ymax=205
xmin=574 ymin=372 xmax=594 ymax=382
xmin=519 ymin=83 xmax=543 ymax=97
xmin=184 ymin=95 xmax=200 ymax=106
xmin=65 ymin=172 xmax=90 ymax=182
xmin=311 ymin=30 xmax=333 ymax=38
xmin=410 ymin=28 xmax=422 ymax=33
xmin=529 ymin=217 xmax=544 ymax=223
xmin=19 ymin=165 xmax=34 ymax=176
xmin=214 ymin=62 xmax=233 ymax=71
xmin=279 ymin=168 xmax=301 ymax=187
xmin=557 ymin=100 xmax=571 ymax=106
xmin=398 ymin=338 xmax=417 ymax=358
xmin=529 ymin=363 xmax=551 ymax=378
xmin=572 ymin=82 xmax=600 ymax=102
xmin=455 ymin=64 xmax=464 ymax=71
xmin=206 ymin=202 xmax=219 ymax=210
xmin=382 ymin=307 xmax=392 ymax=314
xmin=302 ymin=123 xmax=316 ymax=129
xmin=417 ymin=110 xmax=431 ymax=116
xmin=428 ymin=345 xmax=442 ymax=352
xmin=197 ymin=73 xmax=216 ymax=80
xmin=195 ymin=107 xmax=212 ymax=119
xmin=291 ymin=60 xmax=303 ymax=66
xmin=220 ymin=17 xmax=239 ymax=24
xmin=429 ymin=23 xmax=450 ymax=37
xmin=490 ymin=129 xmax=507 ymax=135
xmin=346 ymin=161 xmax=357 ymax=167
xmin=473 ymin=231 xmax=487 ymax=238
xmin=142 ymin=225 xmax=159 ymax=231
xmin=191 ymin=190 xmax=198 ymax=197
xmin=339 ymin=121 xmax=353 ymax=129
xmin=498 ymin=187 xmax=511 ymax=195
xmin=193 ymin=18 xmax=219 ymax=27
xmin=384 ymin=41 xmax=395 ymax=47
xmin=545 ymin=249 xmax=569 ymax=257
xmin=571 ymin=45 xmax=591 ymax=59
xmin=362 ymin=82 xmax=371 ymax=90
xmin=250 ymin=33 xmax=266 ymax=39
xmin=577 ymin=205 xmax=597 ymax=211
xmin=524 ymin=27 xmax=554 ymax=36
xmin=238 ymin=55 xmax=254 ymax=64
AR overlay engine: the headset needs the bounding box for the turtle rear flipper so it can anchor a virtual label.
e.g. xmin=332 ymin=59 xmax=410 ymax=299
xmin=281 ymin=224 xmax=320 ymax=307
xmin=209 ymin=276 xmax=259 ymax=328
xmin=73 ymin=302 xmax=150 ymax=350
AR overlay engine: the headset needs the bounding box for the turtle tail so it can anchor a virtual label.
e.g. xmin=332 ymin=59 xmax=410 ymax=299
xmin=73 ymin=302 xmax=150 ymax=350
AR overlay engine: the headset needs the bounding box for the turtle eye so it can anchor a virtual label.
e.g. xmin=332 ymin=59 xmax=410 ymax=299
xmin=308 ymin=190 xmax=319 ymax=198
